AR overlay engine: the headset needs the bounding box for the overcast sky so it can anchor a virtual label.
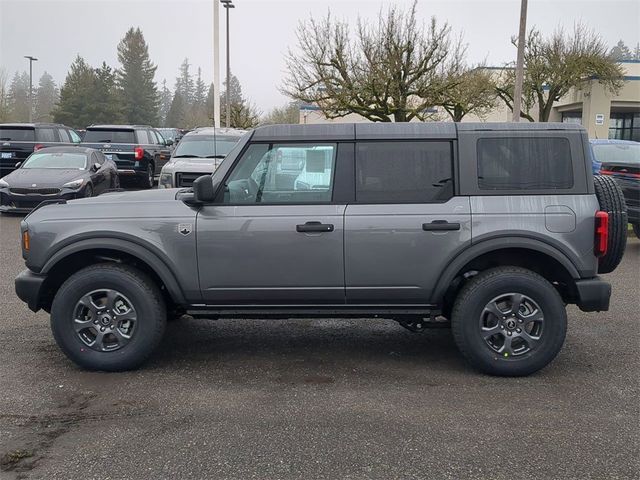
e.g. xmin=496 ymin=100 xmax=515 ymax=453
xmin=1 ymin=0 xmax=638 ymax=113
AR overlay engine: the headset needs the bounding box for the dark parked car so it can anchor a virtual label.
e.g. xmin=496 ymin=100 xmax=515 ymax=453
xmin=0 ymin=146 xmax=118 ymax=213
xmin=590 ymin=139 xmax=640 ymax=238
xmin=81 ymin=125 xmax=172 ymax=188
xmin=0 ymin=123 xmax=82 ymax=177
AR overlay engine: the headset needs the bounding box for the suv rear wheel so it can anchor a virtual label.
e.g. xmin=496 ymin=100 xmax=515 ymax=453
xmin=451 ymin=267 xmax=566 ymax=377
xmin=140 ymin=162 xmax=154 ymax=189
xmin=593 ymin=175 xmax=627 ymax=273
xmin=50 ymin=264 xmax=166 ymax=371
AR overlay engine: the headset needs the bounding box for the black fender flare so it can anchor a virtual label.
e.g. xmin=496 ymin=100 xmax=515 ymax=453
xmin=41 ymin=236 xmax=187 ymax=305
xmin=429 ymin=236 xmax=581 ymax=304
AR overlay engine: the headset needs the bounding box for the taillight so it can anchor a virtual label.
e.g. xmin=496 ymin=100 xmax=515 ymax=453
xmin=594 ymin=211 xmax=609 ymax=257
xmin=600 ymin=168 xmax=640 ymax=179
xmin=134 ymin=146 xmax=144 ymax=160
xmin=34 ymin=144 xmax=44 ymax=151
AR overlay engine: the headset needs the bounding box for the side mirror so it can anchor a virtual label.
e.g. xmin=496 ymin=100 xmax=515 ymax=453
xmin=165 ymin=139 xmax=174 ymax=146
xmin=15 ymin=162 xmax=21 ymax=168
xmin=91 ymin=162 xmax=101 ymax=172
xmin=192 ymin=175 xmax=216 ymax=203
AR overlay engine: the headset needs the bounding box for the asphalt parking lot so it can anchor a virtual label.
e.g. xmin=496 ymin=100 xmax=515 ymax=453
xmin=0 ymin=213 xmax=638 ymax=480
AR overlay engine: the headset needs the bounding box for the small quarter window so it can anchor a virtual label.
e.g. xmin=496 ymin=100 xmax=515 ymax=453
xmin=477 ymin=137 xmax=573 ymax=190
xmin=356 ymin=141 xmax=454 ymax=203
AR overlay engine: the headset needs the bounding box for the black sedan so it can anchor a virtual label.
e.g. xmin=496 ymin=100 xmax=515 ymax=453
xmin=0 ymin=146 xmax=119 ymax=213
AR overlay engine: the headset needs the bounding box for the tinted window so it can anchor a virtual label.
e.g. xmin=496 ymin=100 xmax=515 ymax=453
xmin=22 ymin=152 xmax=87 ymax=169
xmin=356 ymin=141 xmax=453 ymax=203
xmin=136 ymin=130 xmax=150 ymax=144
xmin=225 ymin=143 xmax=336 ymax=204
xmin=0 ymin=127 xmax=35 ymax=141
xmin=36 ymin=128 xmax=57 ymax=142
xmin=477 ymin=137 xmax=573 ymax=190
xmin=58 ymin=128 xmax=70 ymax=142
xmin=83 ymin=129 xmax=135 ymax=143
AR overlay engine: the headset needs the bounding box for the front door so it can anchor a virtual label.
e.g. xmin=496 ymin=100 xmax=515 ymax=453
xmin=197 ymin=142 xmax=346 ymax=305
xmin=344 ymin=140 xmax=471 ymax=304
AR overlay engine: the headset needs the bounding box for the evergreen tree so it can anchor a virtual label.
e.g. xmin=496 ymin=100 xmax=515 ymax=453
xmin=175 ymin=58 xmax=194 ymax=106
xmin=0 ymin=68 xmax=9 ymax=122
xmin=205 ymin=83 xmax=216 ymax=123
xmin=34 ymin=71 xmax=59 ymax=122
xmin=52 ymin=56 xmax=97 ymax=128
xmin=609 ymin=40 xmax=633 ymax=60
xmin=193 ymin=68 xmax=206 ymax=106
xmin=158 ymin=79 xmax=172 ymax=127
xmin=116 ymin=27 xmax=158 ymax=125
xmin=90 ymin=62 xmax=123 ymax=124
xmin=186 ymin=68 xmax=209 ymax=127
xmin=8 ymin=71 xmax=30 ymax=122
xmin=165 ymin=91 xmax=186 ymax=127
xmin=220 ymin=73 xmax=259 ymax=128
xmin=635 ymin=43 xmax=640 ymax=60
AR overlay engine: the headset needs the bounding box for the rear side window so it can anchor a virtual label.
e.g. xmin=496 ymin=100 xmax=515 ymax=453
xmin=356 ymin=141 xmax=454 ymax=203
xmin=36 ymin=128 xmax=57 ymax=142
xmin=83 ymin=129 xmax=135 ymax=143
xmin=136 ymin=130 xmax=151 ymax=144
xmin=58 ymin=128 xmax=70 ymax=142
xmin=0 ymin=127 xmax=35 ymax=141
xmin=477 ymin=137 xmax=573 ymax=190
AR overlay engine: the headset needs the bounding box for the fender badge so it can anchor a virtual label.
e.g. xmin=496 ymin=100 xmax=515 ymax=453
xmin=178 ymin=223 xmax=192 ymax=236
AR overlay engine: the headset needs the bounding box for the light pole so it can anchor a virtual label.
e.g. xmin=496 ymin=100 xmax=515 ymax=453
xmin=24 ymin=56 xmax=38 ymax=122
xmin=512 ymin=0 xmax=528 ymax=122
xmin=221 ymin=0 xmax=234 ymax=128
xmin=213 ymin=0 xmax=221 ymax=128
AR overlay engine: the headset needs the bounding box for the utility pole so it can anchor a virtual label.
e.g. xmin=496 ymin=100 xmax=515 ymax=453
xmin=213 ymin=0 xmax=221 ymax=128
xmin=512 ymin=0 xmax=528 ymax=122
xmin=221 ymin=0 xmax=234 ymax=128
xmin=24 ymin=56 xmax=38 ymax=122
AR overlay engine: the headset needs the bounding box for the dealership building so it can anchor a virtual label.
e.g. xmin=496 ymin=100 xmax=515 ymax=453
xmin=299 ymin=60 xmax=640 ymax=141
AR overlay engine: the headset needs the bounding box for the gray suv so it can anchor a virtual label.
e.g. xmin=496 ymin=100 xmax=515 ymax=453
xmin=15 ymin=123 xmax=627 ymax=376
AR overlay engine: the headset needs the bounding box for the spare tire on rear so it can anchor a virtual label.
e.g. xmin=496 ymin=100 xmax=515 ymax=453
xmin=593 ymin=175 xmax=627 ymax=274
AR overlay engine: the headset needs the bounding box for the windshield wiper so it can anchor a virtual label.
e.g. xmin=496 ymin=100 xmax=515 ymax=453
xmin=172 ymin=154 xmax=205 ymax=158
xmin=97 ymin=140 xmax=112 ymax=143
xmin=205 ymin=154 xmax=226 ymax=158
xmin=0 ymin=137 xmax=11 ymax=141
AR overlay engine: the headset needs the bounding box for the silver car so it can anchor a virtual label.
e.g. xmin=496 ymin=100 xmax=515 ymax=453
xmin=158 ymin=127 xmax=246 ymax=188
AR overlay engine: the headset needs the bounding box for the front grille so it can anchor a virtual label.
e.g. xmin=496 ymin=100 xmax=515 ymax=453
xmin=176 ymin=172 xmax=210 ymax=188
xmin=9 ymin=187 xmax=61 ymax=195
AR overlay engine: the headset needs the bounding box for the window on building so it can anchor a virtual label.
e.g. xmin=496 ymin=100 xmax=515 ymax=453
xmin=477 ymin=137 xmax=573 ymax=190
xmin=355 ymin=141 xmax=453 ymax=203
xmin=562 ymin=112 xmax=582 ymax=124
xmin=609 ymin=112 xmax=640 ymax=142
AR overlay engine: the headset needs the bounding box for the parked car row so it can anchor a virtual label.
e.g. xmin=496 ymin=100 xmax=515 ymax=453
xmin=0 ymin=122 xmax=246 ymax=213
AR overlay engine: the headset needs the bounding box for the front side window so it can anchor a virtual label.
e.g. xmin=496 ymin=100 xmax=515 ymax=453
xmin=69 ymin=129 xmax=82 ymax=143
xmin=356 ymin=141 xmax=453 ymax=203
xmin=224 ymin=143 xmax=336 ymax=204
xmin=477 ymin=137 xmax=573 ymax=190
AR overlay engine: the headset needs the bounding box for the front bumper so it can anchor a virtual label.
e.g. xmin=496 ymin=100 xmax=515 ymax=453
xmin=575 ymin=276 xmax=611 ymax=312
xmin=0 ymin=190 xmax=81 ymax=213
xmin=15 ymin=269 xmax=47 ymax=312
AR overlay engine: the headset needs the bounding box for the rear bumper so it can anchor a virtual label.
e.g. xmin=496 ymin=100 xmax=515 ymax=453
xmin=15 ymin=269 xmax=47 ymax=312
xmin=575 ymin=276 xmax=611 ymax=312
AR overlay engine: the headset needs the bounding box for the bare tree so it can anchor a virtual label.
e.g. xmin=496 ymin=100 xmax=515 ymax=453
xmin=496 ymin=24 xmax=625 ymax=122
xmin=261 ymin=102 xmax=300 ymax=125
xmin=282 ymin=1 xmax=455 ymax=122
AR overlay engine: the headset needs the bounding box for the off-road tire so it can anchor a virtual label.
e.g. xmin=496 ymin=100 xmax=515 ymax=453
xmin=593 ymin=175 xmax=627 ymax=274
xmin=451 ymin=266 xmax=567 ymax=377
xmin=50 ymin=264 xmax=166 ymax=371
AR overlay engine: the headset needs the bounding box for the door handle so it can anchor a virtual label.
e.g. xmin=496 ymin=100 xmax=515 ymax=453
xmin=422 ymin=220 xmax=461 ymax=231
xmin=296 ymin=221 xmax=334 ymax=233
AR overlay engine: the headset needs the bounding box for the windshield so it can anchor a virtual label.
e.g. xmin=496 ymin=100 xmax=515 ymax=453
xmin=158 ymin=129 xmax=176 ymax=140
xmin=0 ymin=127 xmax=35 ymax=141
xmin=172 ymin=135 xmax=240 ymax=159
xmin=83 ymin=129 xmax=135 ymax=144
xmin=592 ymin=143 xmax=640 ymax=164
xmin=22 ymin=152 xmax=87 ymax=169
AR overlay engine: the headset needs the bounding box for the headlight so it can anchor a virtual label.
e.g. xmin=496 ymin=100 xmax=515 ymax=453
xmin=0 ymin=178 xmax=9 ymax=187
xmin=62 ymin=178 xmax=84 ymax=189
xmin=159 ymin=173 xmax=173 ymax=188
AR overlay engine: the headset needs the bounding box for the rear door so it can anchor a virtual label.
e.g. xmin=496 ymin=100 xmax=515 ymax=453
xmin=197 ymin=141 xmax=349 ymax=305
xmin=344 ymin=140 xmax=471 ymax=304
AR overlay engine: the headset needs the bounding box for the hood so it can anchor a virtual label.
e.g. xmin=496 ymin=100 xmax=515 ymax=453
xmin=164 ymin=158 xmax=220 ymax=173
xmin=75 ymin=187 xmax=182 ymax=205
xmin=1 ymin=168 xmax=85 ymax=188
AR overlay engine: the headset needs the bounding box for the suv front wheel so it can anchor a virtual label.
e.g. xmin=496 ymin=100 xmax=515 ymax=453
xmin=451 ymin=266 xmax=567 ymax=377
xmin=50 ymin=264 xmax=166 ymax=371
